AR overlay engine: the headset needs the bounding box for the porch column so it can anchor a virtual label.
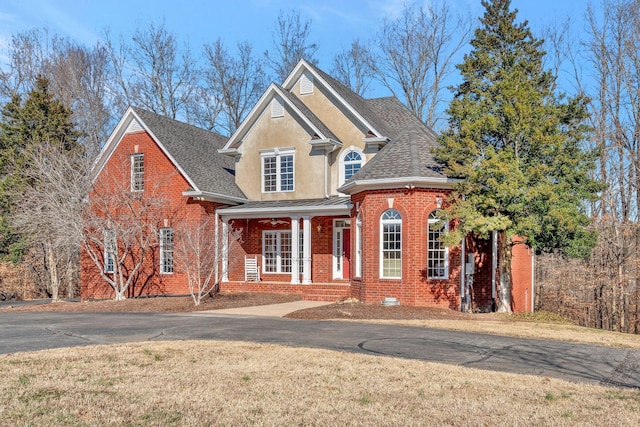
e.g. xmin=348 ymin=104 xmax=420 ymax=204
xmin=221 ymin=218 xmax=229 ymax=282
xmin=302 ymin=215 xmax=312 ymax=284
xmin=290 ymin=216 xmax=300 ymax=284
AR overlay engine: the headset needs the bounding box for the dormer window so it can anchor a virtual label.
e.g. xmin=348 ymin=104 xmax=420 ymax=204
xmin=130 ymin=153 xmax=144 ymax=192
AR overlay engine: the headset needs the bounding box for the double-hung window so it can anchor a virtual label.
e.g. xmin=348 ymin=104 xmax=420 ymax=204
xmin=104 ymin=230 xmax=116 ymax=273
xmin=380 ymin=209 xmax=402 ymax=278
xmin=427 ymin=211 xmax=449 ymax=279
xmin=159 ymin=227 xmax=174 ymax=274
xmin=131 ymin=153 xmax=144 ymax=192
xmin=263 ymin=230 xmax=297 ymax=273
xmin=261 ymin=148 xmax=294 ymax=193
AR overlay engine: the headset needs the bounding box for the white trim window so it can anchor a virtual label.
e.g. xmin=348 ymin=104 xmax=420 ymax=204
xmin=355 ymin=213 xmax=362 ymax=277
xmin=159 ymin=227 xmax=174 ymax=274
xmin=104 ymin=230 xmax=116 ymax=273
xmin=380 ymin=209 xmax=402 ymax=279
xmin=427 ymin=211 xmax=449 ymax=279
xmin=263 ymin=230 xmax=292 ymax=273
xmin=261 ymin=148 xmax=294 ymax=193
xmin=339 ymin=147 xmax=364 ymax=186
xmin=130 ymin=153 xmax=144 ymax=192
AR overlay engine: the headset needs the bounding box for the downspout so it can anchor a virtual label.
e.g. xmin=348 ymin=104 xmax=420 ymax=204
xmin=492 ymin=230 xmax=498 ymax=312
xmin=324 ymin=150 xmax=329 ymax=198
xmin=460 ymin=237 xmax=466 ymax=312
xmin=214 ymin=211 xmax=219 ymax=286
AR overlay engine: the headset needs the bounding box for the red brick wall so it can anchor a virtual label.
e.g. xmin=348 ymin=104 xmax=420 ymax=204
xmin=511 ymin=238 xmax=533 ymax=313
xmin=350 ymin=188 xmax=468 ymax=309
xmin=81 ymin=130 xmax=223 ymax=299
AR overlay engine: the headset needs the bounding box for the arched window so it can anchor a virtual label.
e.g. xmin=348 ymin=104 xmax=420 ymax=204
xmin=427 ymin=211 xmax=448 ymax=279
xmin=339 ymin=147 xmax=364 ymax=186
xmin=380 ymin=209 xmax=402 ymax=278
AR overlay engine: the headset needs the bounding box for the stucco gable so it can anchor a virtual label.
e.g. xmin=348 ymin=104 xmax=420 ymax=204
xmin=221 ymin=84 xmax=341 ymax=155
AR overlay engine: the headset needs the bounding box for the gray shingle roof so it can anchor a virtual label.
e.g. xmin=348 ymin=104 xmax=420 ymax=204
xmin=344 ymin=97 xmax=446 ymax=181
xmin=221 ymin=196 xmax=348 ymax=211
xmin=310 ymin=65 xmax=394 ymax=138
xmin=131 ymin=107 xmax=246 ymax=199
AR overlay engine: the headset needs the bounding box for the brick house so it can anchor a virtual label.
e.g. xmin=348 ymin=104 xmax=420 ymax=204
xmin=82 ymin=59 xmax=533 ymax=312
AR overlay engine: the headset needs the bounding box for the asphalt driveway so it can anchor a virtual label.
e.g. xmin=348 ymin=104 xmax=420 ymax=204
xmin=1 ymin=311 xmax=638 ymax=389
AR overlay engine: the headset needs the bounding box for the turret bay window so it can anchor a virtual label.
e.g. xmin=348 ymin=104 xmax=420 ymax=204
xmin=427 ymin=211 xmax=448 ymax=279
xmin=262 ymin=148 xmax=294 ymax=193
xmin=160 ymin=227 xmax=174 ymax=274
xmin=380 ymin=209 xmax=402 ymax=278
xmin=131 ymin=153 xmax=144 ymax=192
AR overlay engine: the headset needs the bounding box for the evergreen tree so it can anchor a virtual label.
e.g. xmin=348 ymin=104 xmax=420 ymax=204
xmin=0 ymin=75 xmax=81 ymax=262
xmin=435 ymin=0 xmax=601 ymax=312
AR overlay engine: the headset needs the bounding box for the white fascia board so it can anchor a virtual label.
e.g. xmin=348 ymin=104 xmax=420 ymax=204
xmin=182 ymin=190 xmax=247 ymax=205
xmin=221 ymin=83 xmax=329 ymax=152
xmin=91 ymin=107 xmax=199 ymax=192
xmin=90 ymin=106 xmax=136 ymax=183
xmin=282 ymin=59 xmax=384 ymax=138
xmin=338 ymin=177 xmax=459 ymax=195
xmin=217 ymin=203 xmax=350 ymax=219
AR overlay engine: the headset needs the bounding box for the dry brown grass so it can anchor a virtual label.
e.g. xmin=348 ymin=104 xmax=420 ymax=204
xmin=1 ymin=341 xmax=639 ymax=426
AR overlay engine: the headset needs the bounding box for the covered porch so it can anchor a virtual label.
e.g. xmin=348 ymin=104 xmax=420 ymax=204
xmin=216 ymin=198 xmax=355 ymax=301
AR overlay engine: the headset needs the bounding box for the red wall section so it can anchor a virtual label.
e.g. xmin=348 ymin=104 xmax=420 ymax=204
xmin=81 ymin=130 xmax=223 ymax=300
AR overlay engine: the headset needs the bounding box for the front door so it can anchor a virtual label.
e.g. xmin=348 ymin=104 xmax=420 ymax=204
xmin=342 ymin=229 xmax=351 ymax=279
xmin=333 ymin=219 xmax=351 ymax=279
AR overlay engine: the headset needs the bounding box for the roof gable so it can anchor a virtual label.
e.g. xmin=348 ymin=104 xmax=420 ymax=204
xmin=221 ymin=83 xmax=341 ymax=154
xmin=282 ymin=59 xmax=391 ymax=139
xmin=92 ymin=107 xmax=245 ymax=201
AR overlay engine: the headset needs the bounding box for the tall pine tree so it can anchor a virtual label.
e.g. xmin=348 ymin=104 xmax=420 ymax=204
xmin=435 ymin=0 xmax=601 ymax=312
xmin=0 ymin=75 xmax=80 ymax=262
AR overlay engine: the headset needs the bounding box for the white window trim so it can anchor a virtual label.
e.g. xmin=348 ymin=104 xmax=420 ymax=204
xmin=130 ymin=153 xmax=144 ymax=192
xmin=428 ymin=211 xmax=449 ymax=279
xmin=355 ymin=213 xmax=362 ymax=278
xmin=261 ymin=148 xmax=295 ymax=193
xmin=159 ymin=227 xmax=174 ymax=275
xmin=104 ymin=230 xmax=115 ymax=274
xmin=262 ymin=230 xmax=293 ymax=274
xmin=380 ymin=209 xmax=402 ymax=279
xmin=339 ymin=146 xmax=365 ymax=187
xmin=332 ymin=219 xmax=351 ymax=279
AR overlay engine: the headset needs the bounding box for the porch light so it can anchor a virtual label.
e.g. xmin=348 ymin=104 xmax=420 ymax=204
xmin=270 ymin=218 xmax=278 ymax=226
xmin=436 ymin=197 xmax=443 ymax=209
xmin=317 ymin=224 xmax=323 ymax=235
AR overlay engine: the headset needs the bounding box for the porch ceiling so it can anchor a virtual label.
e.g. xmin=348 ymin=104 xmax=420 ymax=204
xmin=217 ymin=196 xmax=351 ymax=218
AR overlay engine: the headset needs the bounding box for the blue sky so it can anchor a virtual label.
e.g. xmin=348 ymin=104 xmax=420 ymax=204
xmin=0 ymin=0 xmax=590 ymax=73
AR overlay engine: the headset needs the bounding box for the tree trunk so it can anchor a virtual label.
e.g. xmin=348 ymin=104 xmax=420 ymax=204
xmin=45 ymin=240 xmax=60 ymax=302
xmin=496 ymin=231 xmax=512 ymax=313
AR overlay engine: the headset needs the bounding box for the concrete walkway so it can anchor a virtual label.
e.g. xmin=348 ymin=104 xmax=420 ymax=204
xmin=201 ymin=300 xmax=332 ymax=317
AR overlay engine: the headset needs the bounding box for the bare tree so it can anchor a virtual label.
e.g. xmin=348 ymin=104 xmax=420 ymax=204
xmin=371 ymin=0 xmax=472 ymax=128
xmin=10 ymin=143 xmax=90 ymax=301
xmin=105 ymin=23 xmax=200 ymax=121
xmin=203 ymin=39 xmax=267 ymax=135
xmin=332 ymin=39 xmax=375 ymax=96
xmin=82 ymin=153 xmax=177 ymax=300
xmin=265 ymin=10 xmax=319 ymax=82
xmin=0 ymin=28 xmax=113 ymax=155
